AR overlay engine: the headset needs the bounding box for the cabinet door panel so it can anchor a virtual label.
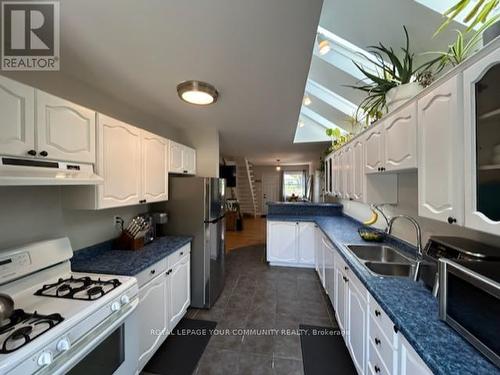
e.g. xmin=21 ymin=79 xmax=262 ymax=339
xmin=36 ymin=91 xmax=96 ymax=163
xmin=343 ymin=146 xmax=353 ymax=199
xmin=137 ymin=275 xmax=168 ymax=370
xmin=142 ymin=131 xmax=168 ymax=203
xmin=347 ymin=281 xmax=367 ymax=374
xmin=364 ymin=125 xmax=384 ymax=174
xmin=0 ymin=76 xmax=35 ymax=157
xmin=169 ymin=141 xmax=183 ymax=173
xmin=298 ymin=222 xmax=316 ymax=265
xmin=267 ymin=221 xmax=298 ymax=263
xmin=97 ymin=114 xmax=141 ymax=208
xmin=335 ymin=266 xmax=347 ymax=332
xmin=352 ymin=140 xmax=364 ymax=201
xmin=384 ymin=102 xmax=417 ymax=171
xmin=417 ymin=76 xmax=463 ymax=224
xmin=183 ymin=146 xmax=196 ymax=175
xmin=168 ymin=255 xmax=190 ymax=330
xmin=464 ymin=48 xmax=500 ymax=235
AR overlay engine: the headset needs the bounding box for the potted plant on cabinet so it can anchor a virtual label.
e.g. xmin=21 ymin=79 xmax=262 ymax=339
xmin=348 ymin=26 xmax=438 ymax=116
xmin=434 ymin=0 xmax=499 ymax=44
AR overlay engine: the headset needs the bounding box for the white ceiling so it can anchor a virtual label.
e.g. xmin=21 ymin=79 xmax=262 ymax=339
xmin=44 ymin=0 xmax=324 ymax=166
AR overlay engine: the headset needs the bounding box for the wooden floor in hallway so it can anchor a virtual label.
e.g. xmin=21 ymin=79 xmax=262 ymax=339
xmin=225 ymin=216 xmax=267 ymax=252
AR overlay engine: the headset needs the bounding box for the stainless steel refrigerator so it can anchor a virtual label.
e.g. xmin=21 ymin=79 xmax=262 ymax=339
xmin=164 ymin=177 xmax=225 ymax=309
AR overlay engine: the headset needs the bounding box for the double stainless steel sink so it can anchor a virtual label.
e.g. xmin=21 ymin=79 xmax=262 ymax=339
xmin=347 ymin=244 xmax=423 ymax=278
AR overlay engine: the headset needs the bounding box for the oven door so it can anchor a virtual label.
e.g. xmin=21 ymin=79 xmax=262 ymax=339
xmin=40 ymin=298 xmax=139 ymax=375
xmin=439 ymin=259 xmax=500 ymax=367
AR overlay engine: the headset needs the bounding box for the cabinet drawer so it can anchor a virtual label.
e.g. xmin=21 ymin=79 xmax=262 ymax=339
xmin=369 ymin=295 xmax=396 ymax=341
xmin=369 ymin=313 xmax=397 ymax=373
xmin=168 ymin=244 xmax=191 ymax=268
xmin=136 ymin=258 xmax=168 ymax=288
xmin=368 ymin=339 xmax=390 ymax=375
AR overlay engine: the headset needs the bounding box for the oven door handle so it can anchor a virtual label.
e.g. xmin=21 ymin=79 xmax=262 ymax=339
xmin=39 ymin=297 xmax=139 ymax=375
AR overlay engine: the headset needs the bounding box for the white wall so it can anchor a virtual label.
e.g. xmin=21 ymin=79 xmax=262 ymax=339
xmin=337 ymin=173 xmax=500 ymax=247
xmin=183 ymin=126 xmax=220 ymax=178
xmin=0 ymin=74 xmax=219 ymax=251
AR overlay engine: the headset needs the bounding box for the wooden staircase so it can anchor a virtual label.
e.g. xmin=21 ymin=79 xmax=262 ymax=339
xmin=236 ymin=158 xmax=258 ymax=217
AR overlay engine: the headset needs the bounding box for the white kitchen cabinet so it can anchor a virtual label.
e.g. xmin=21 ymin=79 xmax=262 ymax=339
xmin=142 ymin=130 xmax=169 ymax=203
xmin=383 ymin=102 xmax=417 ymax=172
xmin=169 ymin=141 xmax=196 ymax=175
xmin=417 ymin=75 xmax=464 ymax=225
xmin=267 ymin=221 xmax=298 ymax=264
xmin=35 ymin=90 xmax=96 ymax=163
xmin=323 ymin=236 xmax=335 ymax=304
xmin=463 ymin=48 xmax=500 ymax=236
xmin=343 ymin=145 xmax=353 ymax=199
xmin=298 ymin=221 xmax=316 ymax=265
xmin=334 ymin=252 xmax=348 ymax=334
xmin=167 ymin=253 xmax=191 ymax=331
xmin=364 ymin=124 xmax=384 ymax=174
xmin=0 ymin=76 xmax=35 ymax=157
xmin=97 ymin=114 xmax=142 ymax=208
xmin=333 ymin=152 xmax=340 ymax=196
xmin=63 ymin=114 xmax=170 ymax=209
xmin=351 ymin=139 xmax=364 ymax=201
xmin=398 ymin=334 xmax=433 ymax=375
xmin=267 ymin=221 xmax=317 ymax=267
xmin=347 ymin=276 xmax=368 ymax=375
xmin=137 ymin=273 xmax=168 ymax=370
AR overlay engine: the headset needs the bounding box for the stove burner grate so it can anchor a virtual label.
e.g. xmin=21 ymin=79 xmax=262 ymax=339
xmin=0 ymin=309 xmax=64 ymax=354
xmin=34 ymin=276 xmax=121 ymax=301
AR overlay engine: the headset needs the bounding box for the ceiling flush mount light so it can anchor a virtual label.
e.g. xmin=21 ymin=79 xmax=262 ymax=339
xmin=303 ymin=94 xmax=311 ymax=106
xmin=276 ymin=159 xmax=281 ymax=171
xmin=177 ymin=80 xmax=219 ymax=105
xmin=317 ymin=34 xmax=331 ymax=55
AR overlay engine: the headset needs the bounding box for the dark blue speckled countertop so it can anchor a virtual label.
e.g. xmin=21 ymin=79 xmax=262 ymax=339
xmin=267 ymin=214 xmax=500 ymax=375
xmin=71 ymin=236 xmax=192 ymax=276
xmin=267 ymin=202 xmax=343 ymax=216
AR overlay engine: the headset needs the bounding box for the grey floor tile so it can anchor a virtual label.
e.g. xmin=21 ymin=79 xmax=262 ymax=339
xmin=273 ymin=334 xmax=302 ymax=360
xmin=241 ymin=333 xmax=275 ymax=355
xmin=196 ymin=347 xmax=240 ymax=375
xmin=273 ymin=357 xmax=304 ymax=375
xmin=238 ymin=353 xmax=274 ymax=375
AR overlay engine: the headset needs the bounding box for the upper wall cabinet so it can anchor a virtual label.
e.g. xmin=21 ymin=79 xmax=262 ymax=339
xmin=64 ymin=114 xmax=169 ymax=209
xmin=383 ymin=101 xmax=417 ymax=171
xmin=417 ymin=75 xmax=464 ymax=225
xmin=351 ymin=139 xmax=364 ymax=201
xmin=142 ymin=130 xmax=169 ymax=203
xmin=169 ymin=141 xmax=196 ymax=175
xmin=36 ymin=91 xmax=96 ymax=163
xmin=463 ymin=47 xmax=500 ymax=236
xmin=364 ymin=124 xmax=384 ymax=174
xmin=97 ymin=114 xmax=142 ymax=208
xmin=0 ymin=76 xmax=35 ymax=157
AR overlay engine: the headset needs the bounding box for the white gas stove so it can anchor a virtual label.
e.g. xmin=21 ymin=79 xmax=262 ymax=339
xmin=0 ymin=238 xmax=139 ymax=375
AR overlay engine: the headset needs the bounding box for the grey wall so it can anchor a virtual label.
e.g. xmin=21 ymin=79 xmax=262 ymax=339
xmin=0 ymin=74 xmax=219 ymax=252
xmin=335 ymin=172 xmax=500 ymax=247
xmin=183 ymin=126 xmax=220 ymax=178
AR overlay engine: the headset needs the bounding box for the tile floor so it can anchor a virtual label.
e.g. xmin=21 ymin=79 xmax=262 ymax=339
xmin=188 ymin=244 xmax=338 ymax=375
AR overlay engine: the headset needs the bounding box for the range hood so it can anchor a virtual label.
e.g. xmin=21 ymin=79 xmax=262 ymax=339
xmin=0 ymin=156 xmax=103 ymax=186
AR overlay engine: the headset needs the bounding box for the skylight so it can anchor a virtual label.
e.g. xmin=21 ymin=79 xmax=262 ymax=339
xmin=305 ymin=79 xmax=357 ymax=116
xmin=414 ymin=0 xmax=478 ymax=27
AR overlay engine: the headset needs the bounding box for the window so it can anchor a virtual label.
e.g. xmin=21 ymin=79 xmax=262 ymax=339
xmin=283 ymin=171 xmax=306 ymax=200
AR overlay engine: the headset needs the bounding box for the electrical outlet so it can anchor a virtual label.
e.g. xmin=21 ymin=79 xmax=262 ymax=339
xmin=113 ymin=216 xmax=124 ymax=230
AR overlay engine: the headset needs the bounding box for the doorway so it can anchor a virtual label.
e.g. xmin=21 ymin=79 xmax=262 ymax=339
xmin=262 ymin=172 xmax=280 ymax=215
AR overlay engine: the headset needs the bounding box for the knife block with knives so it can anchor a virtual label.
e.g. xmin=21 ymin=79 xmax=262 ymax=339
xmin=115 ymin=215 xmax=151 ymax=251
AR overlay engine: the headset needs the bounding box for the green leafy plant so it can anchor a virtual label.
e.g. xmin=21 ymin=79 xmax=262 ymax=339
xmin=347 ymin=26 xmax=437 ymax=124
xmin=325 ymin=128 xmax=353 ymax=150
xmin=434 ymin=0 xmax=499 ymax=35
xmin=427 ymin=16 xmax=499 ymax=71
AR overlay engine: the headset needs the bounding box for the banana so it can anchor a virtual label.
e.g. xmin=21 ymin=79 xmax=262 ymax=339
xmin=363 ymin=209 xmax=378 ymax=226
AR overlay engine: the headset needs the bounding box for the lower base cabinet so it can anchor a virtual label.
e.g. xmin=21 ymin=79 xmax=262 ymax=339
xmin=267 ymin=221 xmax=316 ymax=267
xmin=136 ymin=245 xmax=191 ymax=373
